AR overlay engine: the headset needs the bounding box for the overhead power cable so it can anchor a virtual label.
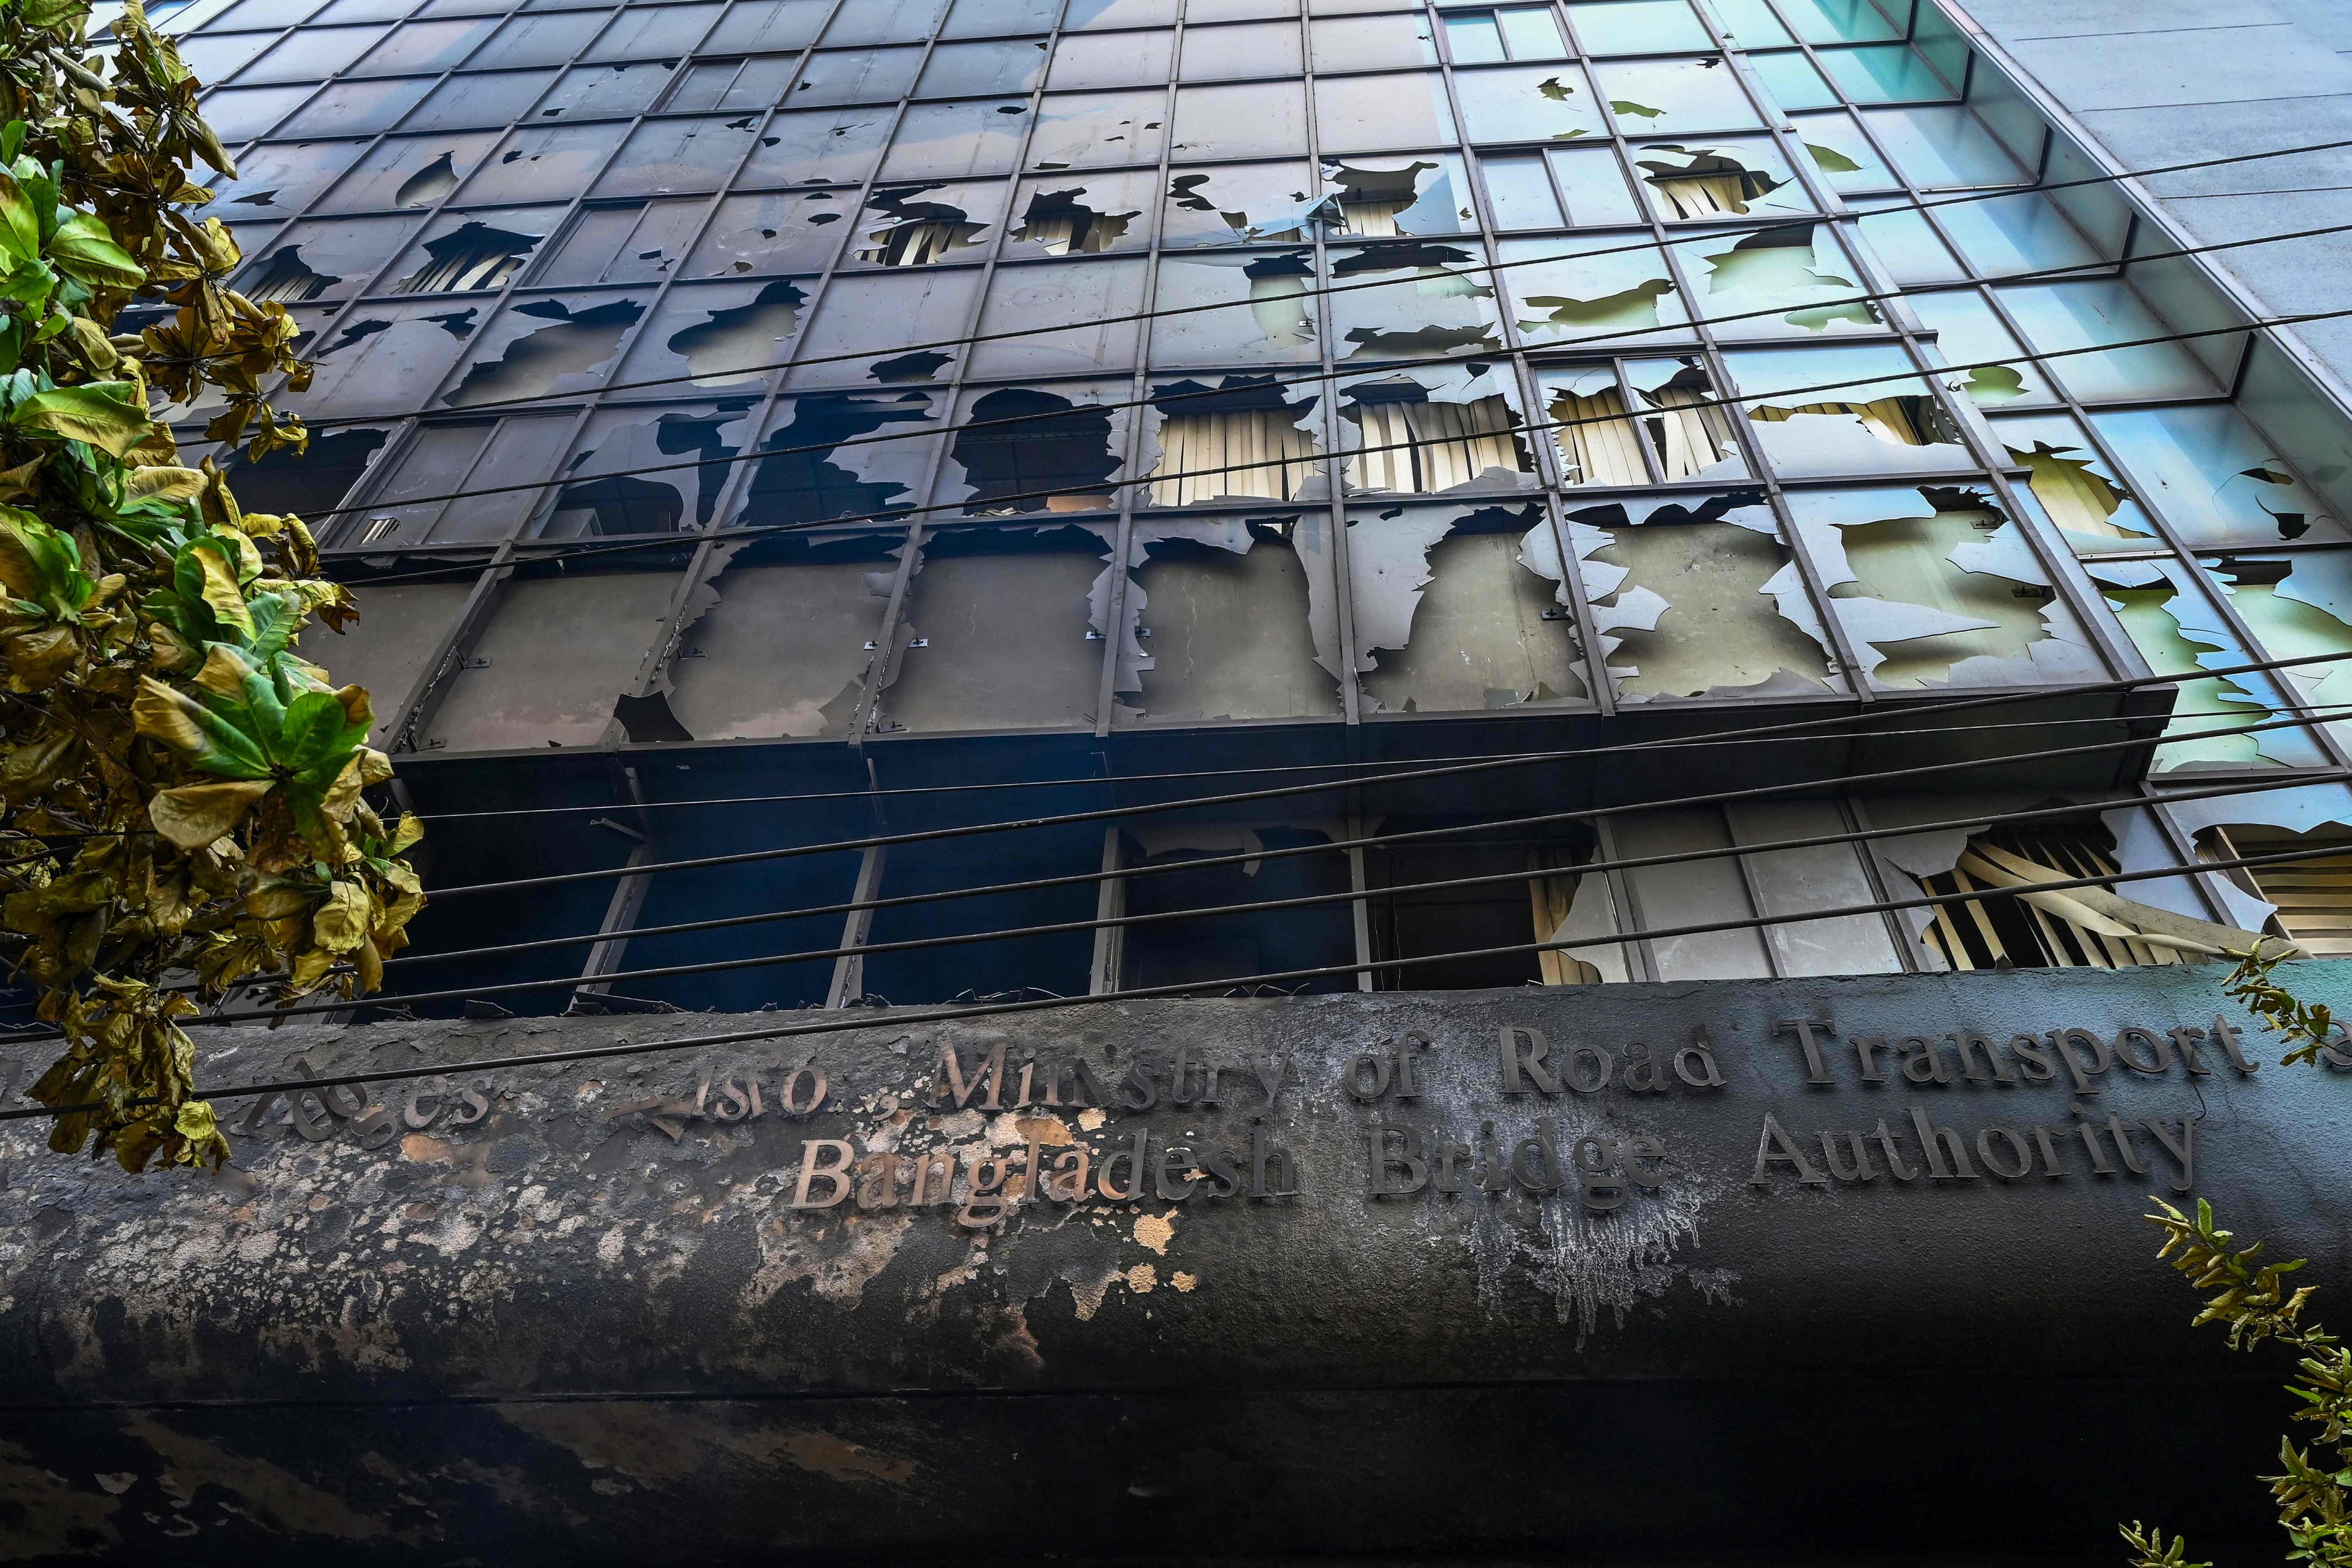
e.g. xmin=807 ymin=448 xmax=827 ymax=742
xmin=325 ymin=301 xmax=2352 ymax=591
xmin=8 ymin=833 xmax=2347 ymax=1123
xmin=297 ymin=207 xmax=2352 ymax=528
xmin=139 ymin=699 xmax=2352 ymax=1027
xmin=277 ymin=132 xmax=2352 ymax=436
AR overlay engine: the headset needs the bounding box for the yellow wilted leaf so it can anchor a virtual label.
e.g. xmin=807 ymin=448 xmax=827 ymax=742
xmin=311 ymin=880 xmax=371 ymax=953
xmin=148 ymin=779 xmax=272 ymax=849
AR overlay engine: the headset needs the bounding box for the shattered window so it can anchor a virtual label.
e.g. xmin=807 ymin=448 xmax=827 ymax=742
xmin=1321 ymin=155 xmax=1470 ymax=237
xmin=879 ymin=98 xmax=1030 ymax=178
xmin=1671 ymin=222 xmax=1882 ymax=339
xmin=1326 ymin=240 xmax=1505 ymax=359
xmin=1907 ymin=820 xmax=2209 ymax=972
xmin=419 ymin=569 xmax=684 ymax=753
xmin=533 ymin=199 xmax=714 ymax=286
xmin=940 ymin=380 xmax=1128 ymax=516
xmin=1594 ymin=56 xmax=1764 ymax=134
xmin=1723 ymin=344 xmax=1974 ymax=478
xmin=918 ymin=38 xmax=1051 ymax=97
xmin=662 ymin=534 xmax=906 ymax=740
xmin=2090 ymin=406 xmax=2348 ymax=549
xmin=1027 ymin=91 xmax=1168 ymax=170
xmin=1782 ymin=484 xmax=2101 ymax=690
xmin=236 ymin=216 xmax=423 ymax=302
xmin=1160 ymin=163 xmax=1320 ymax=246
xmin=1367 ymin=821 xmax=1610 ymax=988
xmin=1629 ymin=136 xmax=1810 ymax=222
xmin=388 ymin=210 xmax=551 ymax=293
xmin=1566 ymin=0 xmax=1710 ymax=54
xmin=539 ymin=401 xmax=757 ymax=538
xmin=332 ymin=415 xmax=574 ymax=546
xmin=451 ymin=122 xmax=627 ymax=204
xmin=1115 ymin=517 xmax=1342 ymax=723
xmin=1341 ymin=365 xmax=1532 ymax=495
xmin=1144 ymin=376 xmax=1323 ymax=506
xmin=1150 ymin=250 xmax=1321 ymax=366
xmin=1452 ymin=64 xmax=1606 ymax=142
xmin=226 ymin=425 xmax=391 ymax=524
xmin=1990 ymin=411 xmax=2160 ymax=554
xmin=1346 ymin=503 xmax=1587 ymax=713
xmin=1310 ymin=13 xmax=1439 ymax=71
xmin=1314 ymin=72 xmax=1459 ymax=151
xmin=1999 ymin=281 xmax=2219 ymax=404
xmin=618 ymin=277 xmax=811 ymax=388
xmin=730 ymin=392 xmax=943 ymax=529
xmin=1560 ymin=491 xmax=1841 ymax=700
xmin=1906 ymin=287 xmax=2056 ymax=406
xmin=787 ymin=270 xmax=980 ymax=386
xmin=684 ymin=191 xmax=854 ymax=278
xmin=877 ymin=526 xmax=1108 ymax=733
xmin=1501 ymin=232 xmax=1687 ymax=347
xmin=1787 ymin=110 xmax=1893 ymax=192
xmin=739 ymin=108 xmax=895 ymax=185
xmin=848 ymin=180 xmax=1005 ymax=267
xmin=441 ymin=293 xmax=646 ymax=408
xmin=1546 ymin=358 xmax=1746 ymax=485
xmin=1049 ymin=29 xmax=1176 ymax=90
xmin=1008 ymin=174 xmax=1151 ymax=254
xmin=284 ymin=300 xmax=486 ymax=414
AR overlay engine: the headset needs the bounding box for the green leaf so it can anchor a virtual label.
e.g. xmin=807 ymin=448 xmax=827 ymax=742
xmin=0 ymin=124 xmax=24 ymax=167
xmin=0 ymin=168 xmax=40 ymax=265
xmin=18 ymin=0 xmax=92 ymax=30
xmin=131 ymin=677 xmax=272 ymax=779
xmin=9 ymin=381 xmax=154 ymax=458
xmin=45 ymin=212 xmax=143 ymax=292
xmin=0 ymin=507 xmax=92 ymax=618
xmin=275 ymin=688 xmax=363 ymax=773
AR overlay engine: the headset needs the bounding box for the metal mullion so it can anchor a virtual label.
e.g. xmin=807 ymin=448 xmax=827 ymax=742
xmin=1092 ymin=0 xmax=1186 ymax=741
xmin=1591 ymin=813 xmax=1660 ymax=981
xmin=1089 ymin=825 xmax=1124 ymax=993
xmin=1843 ymin=794 xmax=1935 ymax=973
xmin=825 ymin=841 xmax=890 ymax=1007
xmin=1718 ymin=800 xmax=1789 ymax=977
xmin=1293 ymin=0 xmax=1362 ymax=732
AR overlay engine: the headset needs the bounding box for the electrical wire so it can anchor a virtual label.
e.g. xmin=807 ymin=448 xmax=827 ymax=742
xmin=123 ymin=699 xmax=2352 ymax=1028
xmin=322 ymin=300 xmax=2352 ymax=591
xmin=8 ymin=832 xmax=2345 ymax=1123
xmin=274 ymin=132 xmax=2352 ymax=437
xmin=293 ymin=207 xmax=2352 ymax=530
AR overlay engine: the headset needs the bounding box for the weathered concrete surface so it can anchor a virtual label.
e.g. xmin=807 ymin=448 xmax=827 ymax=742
xmin=0 ymin=964 xmax=2348 ymax=1562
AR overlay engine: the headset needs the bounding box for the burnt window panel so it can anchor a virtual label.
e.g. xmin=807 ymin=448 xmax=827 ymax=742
xmin=439 ymin=293 xmax=649 ymax=408
xmin=664 ymin=533 xmax=906 ymax=739
xmin=417 ymin=568 xmax=686 ymax=753
xmin=1145 ymin=377 xmax=1321 ymax=506
xmin=391 ymin=214 xmax=549 ymax=293
xmin=880 ymin=525 xmax=1106 ymax=732
xmin=1171 ymin=82 xmax=1307 ymax=160
xmin=1119 ymin=826 xmax=1357 ymax=993
xmin=1121 ymin=517 xmax=1342 ymax=723
xmin=539 ymin=400 xmax=756 ymax=538
xmin=1350 ymin=503 xmax=1587 ymax=714
xmin=732 ymin=392 xmax=940 ymax=527
xmin=400 ymin=70 xmax=560 ymax=132
xmin=850 ymin=180 xmax=1004 ymax=267
xmin=221 ymin=426 xmax=391 ymax=522
xmin=948 ymin=385 xmax=1121 ymax=515
xmin=313 ymin=132 xmax=504 ymax=212
xmin=1006 ymin=174 xmax=1148 ymax=255
xmin=858 ymin=820 xmax=1100 ymax=1005
xmin=533 ymin=199 xmax=712 ymax=285
xmin=1367 ymin=822 xmax=1605 ymax=989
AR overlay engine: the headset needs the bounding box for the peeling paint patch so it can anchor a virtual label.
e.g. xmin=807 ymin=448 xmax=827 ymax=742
xmin=1171 ymin=1271 xmax=1198 ymax=1293
xmin=1133 ymin=1210 xmax=1176 ymax=1255
xmin=1124 ymin=1262 xmax=1158 ymax=1293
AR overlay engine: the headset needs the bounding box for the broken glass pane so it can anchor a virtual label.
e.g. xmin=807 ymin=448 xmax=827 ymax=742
xmin=535 ymin=62 xmax=674 ymax=119
xmin=1181 ymin=20 xmax=1304 ymax=79
xmin=1327 ymin=240 xmax=1505 ymax=358
xmin=1144 ymin=376 xmax=1324 ymax=505
xmin=1906 ymin=287 xmax=2055 ymax=406
xmin=238 ymin=24 xmax=392 ymax=84
xmin=1724 ymin=344 xmax=1974 ymax=478
xmin=1672 ymin=222 xmax=1882 ymax=339
xmin=1501 ymin=232 xmax=1688 ymax=348
xmin=1594 ymin=57 xmax=1763 ymax=134
xmin=615 ymin=278 xmax=811 ymax=388
xmin=821 ymin=0 xmax=953 ymax=46
xmin=1613 ymin=809 xmax=1774 ymax=979
xmin=1629 ymin=136 xmax=1810 ymax=222
xmin=880 ymin=526 xmax=1106 ymax=733
xmin=1478 ymin=152 xmax=1563 ymax=228
xmin=880 ymin=98 xmax=1030 ymax=178
xmin=1997 ymin=280 xmax=2219 ymax=403
xmin=385 ymin=210 xmax=550 ymax=293
xmin=539 ymin=400 xmax=757 ymax=538
xmin=1348 ymin=502 xmax=1588 ymax=712
xmin=1124 ymin=518 xmax=1342 ymax=721
xmin=534 ymin=199 xmax=715 ymax=286
xmin=787 ymin=270 xmax=983 ymax=388
xmin=420 ymin=570 xmax=684 ymax=752
xmin=1744 ymin=48 xmax=1836 ymax=111
xmin=595 ymin=115 xmax=764 ymax=196
xmin=687 ymin=190 xmax=857 ymax=278
xmin=1160 ymin=163 xmax=1319 ymax=245
xmin=1322 ymin=154 xmax=1470 ymax=237
xmin=791 ymin=45 xmax=925 ymax=105
xmin=664 ymin=540 xmax=904 ymax=738
xmin=1623 ymin=356 xmax=1748 ymax=478
xmin=2090 ymin=405 xmax=2350 ymax=549
xmin=1027 ymin=91 xmax=1168 ymax=170
xmin=1543 ymin=365 xmax=1654 ymax=486
xmin=2081 ymin=556 xmax=2328 ymax=771
xmin=1851 ymin=198 xmax=1965 ymax=285
xmin=739 ymin=107 xmax=895 ymax=185
xmin=1150 ymin=250 xmax=1321 ymax=366
xmin=1566 ymin=0 xmax=1710 ymax=55
xmin=284 ymin=300 xmax=485 ymax=415
xmin=1311 ymin=13 xmax=1438 ymax=70
xmin=970 ymin=257 xmax=1150 ymax=377
xmin=1783 ymin=484 xmax=2101 ymax=690
xmin=1785 ymin=110 xmax=1891 ymax=192
xmin=1172 ymin=82 xmax=1307 ymax=159
xmin=702 ymin=0 xmax=831 ymax=53
xmin=941 ymin=380 xmax=1129 ymax=515
xmin=1315 ymin=72 xmax=1459 ymax=151
xmin=336 ymin=414 xmax=574 ymax=545
xmin=1816 ymin=42 xmax=1954 ymax=103
xmin=1341 ymin=364 xmax=1533 ymax=495
xmin=1049 ymin=28 xmax=1176 ymax=90
xmin=582 ymin=2 xmax=724 ymax=60
xmin=1560 ymin=492 xmax=1841 ymax=699
xmin=397 ymin=70 xmax=558 ymax=132
xmin=919 ymin=38 xmax=1051 ymax=97
xmin=350 ymin=16 xmax=498 ymax=74
xmin=316 ymin=132 xmax=505 ymax=212
xmin=847 ymin=179 xmax=1006 ymax=267
xmin=278 ymin=75 xmax=440 ymax=135
xmin=667 ymin=56 xmax=805 ymax=113
xmin=451 ymin=122 xmax=626 ymax=204
xmin=1008 ymin=173 xmax=1151 ymax=254
xmin=226 ymin=425 xmax=391 ymax=525
xmin=1452 ymin=65 xmax=1606 ymax=142
xmin=442 ymin=292 xmax=647 ymax=407
xmin=1985 ymin=411 xmax=2153 ymax=554
xmin=2201 ymin=552 xmax=2352 ymax=755
xmin=197 ymin=139 xmax=371 ymax=216
xmin=236 ymin=215 xmax=423 ymax=302
xmin=729 ymin=394 xmax=939 ymax=533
